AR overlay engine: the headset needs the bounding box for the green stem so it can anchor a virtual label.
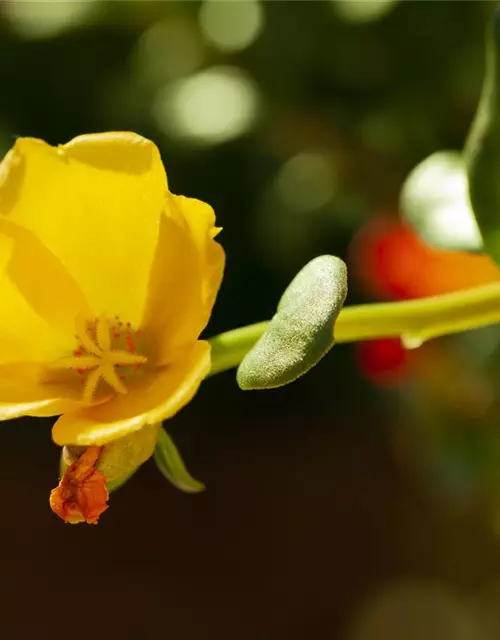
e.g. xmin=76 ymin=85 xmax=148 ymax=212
xmin=208 ymin=283 xmax=500 ymax=375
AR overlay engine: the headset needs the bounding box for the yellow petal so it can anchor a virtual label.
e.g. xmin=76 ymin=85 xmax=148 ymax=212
xmin=143 ymin=195 xmax=225 ymax=364
xmin=52 ymin=341 xmax=211 ymax=446
xmin=0 ymin=397 xmax=72 ymax=420
xmin=0 ymin=362 xmax=110 ymax=419
xmin=0 ymin=132 xmax=167 ymax=327
xmin=0 ymin=375 xmax=82 ymax=420
xmin=0 ymin=228 xmax=77 ymax=365
xmin=0 ymin=217 xmax=91 ymax=335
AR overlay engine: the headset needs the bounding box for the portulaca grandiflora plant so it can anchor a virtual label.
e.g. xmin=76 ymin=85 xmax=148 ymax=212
xmin=2 ymin=11 xmax=500 ymax=524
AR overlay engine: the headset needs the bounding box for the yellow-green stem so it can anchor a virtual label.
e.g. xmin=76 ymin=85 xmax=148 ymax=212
xmin=208 ymin=283 xmax=500 ymax=376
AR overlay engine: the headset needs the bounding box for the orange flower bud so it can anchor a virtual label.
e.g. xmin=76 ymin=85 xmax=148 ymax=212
xmin=49 ymin=446 xmax=109 ymax=524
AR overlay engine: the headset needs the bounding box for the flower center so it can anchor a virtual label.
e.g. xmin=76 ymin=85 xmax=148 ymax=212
xmin=50 ymin=315 xmax=147 ymax=404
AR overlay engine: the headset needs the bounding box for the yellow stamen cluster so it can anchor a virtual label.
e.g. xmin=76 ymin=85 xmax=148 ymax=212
xmin=50 ymin=315 xmax=147 ymax=404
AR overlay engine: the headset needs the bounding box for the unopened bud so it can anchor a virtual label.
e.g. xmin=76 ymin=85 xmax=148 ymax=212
xmin=52 ymin=423 xmax=161 ymax=524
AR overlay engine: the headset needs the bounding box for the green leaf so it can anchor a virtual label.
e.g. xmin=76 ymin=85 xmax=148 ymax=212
xmin=465 ymin=7 xmax=500 ymax=263
xmin=236 ymin=255 xmax=348 ymax=390
xmin=154 ymin=428 xmax=205 ymax=493
xmin=400 ymin=150 xmax=483 ymax=253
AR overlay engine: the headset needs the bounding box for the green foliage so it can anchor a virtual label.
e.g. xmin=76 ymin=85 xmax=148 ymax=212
xmin=466 ymin=7 xmax=500 ymax=264
xmin=154 ymin=428 xmax=205 ymax=493
xmin=236 ymin=255 xmax=348 ymax=390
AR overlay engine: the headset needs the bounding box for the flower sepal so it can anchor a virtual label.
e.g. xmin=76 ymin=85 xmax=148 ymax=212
xmin=154 ymin=427 xmax=205 ymax=493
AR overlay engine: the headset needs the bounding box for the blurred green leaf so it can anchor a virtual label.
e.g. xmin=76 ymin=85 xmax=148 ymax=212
xmin=465 ymin=7 xmax=500 ymax=264
xmin=400 ymin=150 xmax=483 ymax=252
xmin=154 ymin=428 xmax=205 ymax=494
xmin=237 ymin=255 xmax=348 ymax=390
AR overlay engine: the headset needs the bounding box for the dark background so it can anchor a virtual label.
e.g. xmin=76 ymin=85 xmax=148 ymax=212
xmin=1 ymin=2 xmax=500 ymax=638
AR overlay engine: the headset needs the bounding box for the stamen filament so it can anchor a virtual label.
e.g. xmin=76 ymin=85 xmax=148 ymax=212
xmin=83 ymin=367 xmax=103 ymax=405
xmin=75 ymin=315 xmax=103 ymax=357
xmin=101 ymin=363 xmax=128 ymax=395
xmin=49 ymin=356 xmax=101 ymax=370
xmin=109 ymin=351 xmax=148 ymax=366
xmin=96 ymin=314 xmax=111 ymax=351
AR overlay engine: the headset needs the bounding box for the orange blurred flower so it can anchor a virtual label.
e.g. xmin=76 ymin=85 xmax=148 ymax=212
xmin=350 ymin=217 xmax=500 ymax=301
xmin=350 ymin=216 xmax=500 ymax=386
xmin=355 ymin=337 xmax=408 ymax=386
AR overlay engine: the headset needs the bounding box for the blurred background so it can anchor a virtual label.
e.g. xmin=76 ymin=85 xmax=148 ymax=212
xmin=3 ymin=1 xmax=500 ymax=638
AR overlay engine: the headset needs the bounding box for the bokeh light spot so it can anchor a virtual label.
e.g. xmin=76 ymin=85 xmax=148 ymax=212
xmin=274 ymin=152 xmax=336 ymax=214
xmin=401 ymin=151 xmax=482 ymax=252
xmin=331 ymin=0 xmax=399 ymax=24
xmin=133 ymin=18 xmax=205 ymax=86
xmin=153 ymin=66 xmax=260 ymax=145
xmin=2 ymin=0 xmax=99 ymax=39
xmin=199 ymin=0 xmax=264 ymax=53
xmin=347 ymin=582 xmax=485 ymax=640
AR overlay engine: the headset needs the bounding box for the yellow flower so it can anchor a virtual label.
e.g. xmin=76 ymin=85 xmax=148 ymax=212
xmin=0 ymin=132 xmax=224 ymax=504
